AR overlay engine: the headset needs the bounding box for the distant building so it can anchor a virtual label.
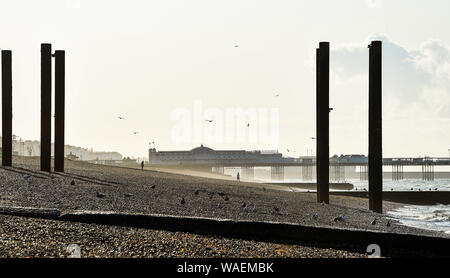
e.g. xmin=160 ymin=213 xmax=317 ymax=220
xmin=338 ymin=154 xmax=368 ymax=163
xmin=66 ymin=152 xmax=79 ymax=160
xmin=148 ymin=144 xmax=295 ymax=165
xmin=0 ymin=136 xmax=123 ymax=161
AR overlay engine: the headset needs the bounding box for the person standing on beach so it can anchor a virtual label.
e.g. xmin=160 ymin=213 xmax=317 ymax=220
xmin=237 ymin=172 xmax=240 ymax=182
xmin=141 ymin=161 xmax=144 ymax=170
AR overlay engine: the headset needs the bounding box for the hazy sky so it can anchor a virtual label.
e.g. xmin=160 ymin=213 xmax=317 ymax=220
xmin=1 ymin=0 xmax=450 ymax=158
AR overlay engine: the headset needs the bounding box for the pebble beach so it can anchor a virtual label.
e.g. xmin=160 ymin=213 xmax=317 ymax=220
xmin=1 ymin=156 xmax=449 ymax=258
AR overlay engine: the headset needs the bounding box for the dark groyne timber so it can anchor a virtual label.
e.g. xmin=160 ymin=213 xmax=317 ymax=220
xmin=0 ymin=206 xmax=449 ymax=257
xmin=328 ymin=191 xmax=450 ymax=206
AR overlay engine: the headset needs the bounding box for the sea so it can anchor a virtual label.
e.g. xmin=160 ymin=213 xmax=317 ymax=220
xmin=270 ymin=178 xmax=450 ymax=235
xmin=351 ymin=178 xmax=450 ymax=235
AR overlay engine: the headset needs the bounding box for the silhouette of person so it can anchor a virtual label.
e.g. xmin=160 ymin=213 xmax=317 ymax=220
xmin=237 ymin=172 xmax=240 ymax=182
xmin=141 ymin=161 xmax=144 ymax=170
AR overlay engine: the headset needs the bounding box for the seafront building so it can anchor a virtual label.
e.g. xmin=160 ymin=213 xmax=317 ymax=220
xmin=148 ymin=144 xmax=295 ymax=165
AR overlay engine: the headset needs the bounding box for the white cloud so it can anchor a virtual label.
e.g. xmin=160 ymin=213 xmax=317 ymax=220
xmin=331 ymin=34 xmax=450 ymax=118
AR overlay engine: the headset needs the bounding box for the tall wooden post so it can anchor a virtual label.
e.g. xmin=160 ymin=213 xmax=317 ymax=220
xmin=2 ymin=50 xmax=13 ymax=166
xmin=316 ymin=42 xmax=330 ymax=204
xmin=54 ymin=50 xmax=65 ymax=172
xmin=41 ymin=43 xmax=52 ymax=172
xmin=368 ymin=41 xmax=383 ymax=213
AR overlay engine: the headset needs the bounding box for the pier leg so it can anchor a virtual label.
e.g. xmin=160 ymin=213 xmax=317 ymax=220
xmin=40 ymin=44 xmax=52 ymax=172
xmin=316 ymin=42 xmax=330 ymax=204
xmin=242 ymin=167 xmax=254 ymax=179
xmin=368 ymin=41 xmax=383 ymax=213
xmin=271 ymin=166 xmax=284 ymax=181
xmin=1 ymin=50 xmax=12 ymax=167
xmin=54 ymin=50 xmax=65 ymax=172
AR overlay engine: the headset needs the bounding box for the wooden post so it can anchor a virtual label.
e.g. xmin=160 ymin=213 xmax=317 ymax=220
xmin=54 ymin=50 xmax=65 ymax=172
xmin=2 ymin=50 xmax=12 ymax=166
xmin=41 ymin=43 xmax=52 ymax=172
xmin=317 ymin=42 xmax=330 ymax=204
xmin=368 ymin=41 xmax=383 ymax=213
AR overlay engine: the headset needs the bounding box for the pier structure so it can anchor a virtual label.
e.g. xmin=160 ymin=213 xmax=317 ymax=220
xmin=270 ymin=166 xmax=284 ymax=181
xmin=422 ymin=162 xmax=435 ymax=181
xmin=330 ymin=164 xmax=345 ymax=182
xmin=241 ymin=167 xmax=255 ymax=179
xmin=359 ymin=165 xmax=368 ymax=181
xmin=302 ymin=165 xmax=314 ymax=181
xmin=392 ymin=163 xmax=404 ymax=181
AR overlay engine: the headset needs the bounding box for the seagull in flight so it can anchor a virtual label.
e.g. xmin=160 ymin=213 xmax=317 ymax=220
xmin=133 ymin=131 xmax=139 ymax=135
xmin=118 ymin=116 xmax=125 ymax=120
xmin=234 ymin=44 xmax=239 ymax=48
xmin=205 ymin=119 xmax=214 ymax=123
xmin=275 ymin=93 xmax=280 ymax=97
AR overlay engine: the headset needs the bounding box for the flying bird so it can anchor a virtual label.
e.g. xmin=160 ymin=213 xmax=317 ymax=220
xmin=117 ymin=116 xmax=125 ymax=120
xmin=234 ymin=44 xmax=239 ymax=48
xmin=205 ymin=120 xmax=214 ymax=123
xmin=133 ymin=132 xmax=139 ymax=135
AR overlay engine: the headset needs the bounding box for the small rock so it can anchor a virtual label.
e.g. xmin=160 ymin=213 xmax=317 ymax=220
xmin=151 ymin=184 xmax=156 ymax=189
xmin=194 ymin=190 xmax=199 ymax=195
xmin=224 ymin=196 xmax=229 ymax=201
xmin=70 ymin=180 xmax=76 ymax=185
